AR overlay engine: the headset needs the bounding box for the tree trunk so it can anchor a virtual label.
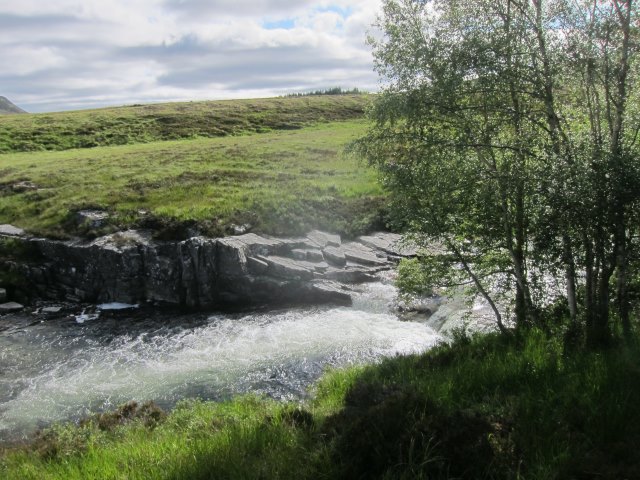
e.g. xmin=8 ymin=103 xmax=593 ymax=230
xmin=611 ymin=0 xmax=633 ymax=340
xmin=450 ymin=241 xmax=511 ymax=336
xmin=589 ymin=268 xmax=612 ymax=347
xmin=563 ymin=235 xmax=578 ymax=321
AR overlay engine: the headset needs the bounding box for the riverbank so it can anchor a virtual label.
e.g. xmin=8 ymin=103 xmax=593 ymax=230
xmin=2 ymin=327 xmax=639 ymax=479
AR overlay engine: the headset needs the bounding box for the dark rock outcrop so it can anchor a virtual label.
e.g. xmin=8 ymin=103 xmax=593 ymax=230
xmin=1 ymin=228 xmax=414 ymax=310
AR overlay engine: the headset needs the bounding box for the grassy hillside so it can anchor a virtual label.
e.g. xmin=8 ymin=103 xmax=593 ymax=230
xmin=2 ymin=329 xmax=639 ymax=479
xmin=0 ymin=120 xmax=383 ymax=239
xmin=0 ymin=95 xmax=386 ymax=239
xmin=0 ymin=95 xmax=370 ymax=153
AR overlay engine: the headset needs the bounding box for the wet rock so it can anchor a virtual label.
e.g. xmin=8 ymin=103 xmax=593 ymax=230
xmin=358 ymin=232 xmax=418 ymax=257
xmin=343 ymin=242 xmax=387 ymax=266
xmin=41 ymin=306 xmax=63 ymax=315
xmin=290 ymin=248 xmax=324 ymax=263
xmin=0 ymin=224 xmax=25 ymax=237
xmin=305 ymin=249 xmax=324 ymax=262
xmin=11 ymin=181 xmax=37 ymax=193
xmin=76 ymin=210 xmax=110 ymax=228
xmin=291 ymin=249 xmax=308 ymax=261
xmin=307 ymin=230 xmax=341 ymax=248
xmin=395 ymin=297 xmax=439 ymax=314
xmin=10 ymin=230 xmax=419 ymax=310
xmin=323 ymin=246 xmax=347 ymax=267
xmin=259 ymin=255 xmax=314 ymax=280
xmin=231 ymin=223 xmax=252 ymax=235
xmin=0 ymin=302 xmax=24 ymax=313
xmin=247 ymin=256 xmax=269 ymax=275
xmin=305 ymin=281 xmax=352 ymax=306
xmin=217 ymin=237 xmax=249 ymax=277
xmin=229 ymin=233 xmax=284 ymax=257
xmin=98 ymin=302 xmax=139 ymax=311
xmin=312 ymin=262 xmax=329 ymax=272
xmin=323 ymin=267 xmax=378 ymax=283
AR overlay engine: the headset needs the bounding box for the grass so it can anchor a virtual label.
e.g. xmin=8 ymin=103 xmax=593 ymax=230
xmin=0 ymin=119 xmax=385 ymax=239
xmin=0 ymin=95 xmax=371 ymax=153
xmin=2 ymin=328 xmax=639 ymax=479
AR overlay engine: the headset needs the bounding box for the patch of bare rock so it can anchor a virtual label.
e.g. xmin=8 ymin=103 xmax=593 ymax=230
xmin=1 ymin=227 xmax=416 ymax=310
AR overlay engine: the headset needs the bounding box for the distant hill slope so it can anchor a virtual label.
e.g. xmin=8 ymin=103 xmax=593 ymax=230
xmin=0 ymin=96 xmax=27 ymax=115
xmin=0 ymin=95 xmax=371 ymax=154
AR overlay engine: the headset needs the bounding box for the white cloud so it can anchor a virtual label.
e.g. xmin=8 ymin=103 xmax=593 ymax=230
xmin=0 ymin=0 xmax=382 ymax=112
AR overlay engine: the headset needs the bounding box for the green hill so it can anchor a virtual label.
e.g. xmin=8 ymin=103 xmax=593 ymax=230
xmin=0 ymin=95 xmax=384 ymax=239
xmin=0 ymin=95 xmax=369 ymax=153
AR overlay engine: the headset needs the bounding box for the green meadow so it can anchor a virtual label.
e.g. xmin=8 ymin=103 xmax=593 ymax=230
xmin=0 ymin=96 xmax=384 ymax=239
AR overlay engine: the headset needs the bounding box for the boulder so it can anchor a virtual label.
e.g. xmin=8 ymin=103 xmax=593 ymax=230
xmin=307 ymin=230 xmax=341 ymax=248
xmin=247 ymin=256 xmax=269 ymax=275
xmin=11 ymin=181 xmax=37 ymax=193
xmin=76 ymin=210 xmax=110 ymax=228
xmin=358 ymin=232 xmax=418 ymax=257
xmin=216 ymin=237 xmax=249 ymax=277
xmin=231 ymin=223 xmax=251 ymax=235
xmin=0 ymin=224 xmax=25 ymax=237
xmin=259 ymin=255 xmax=314 ymax=281
xmin=323 ymin=267 xmax=378 ymax=283
xmin=342 ymin=242 xmax=388 ymax=266
xmin=291 ymin=249 xmax=308 ymax=261
xmin=305 ymin=249 xmax=324 ymax=262
xmin=305 ymin=281 xmax=352 ymax=306
xmin=234 ymin=233 xmax=283 ymax=257
xmin=291 ymin=248 xmax=324 ymax=262
xmin=0 ymin=302 xmax=24 ymax=313
xmin=322 ymin=246 xmax=347 ymax=267
xmin=41 ymin=306 xmax=64 ymax=316
xmin=312 ymin=262 xmax=329 ymax=272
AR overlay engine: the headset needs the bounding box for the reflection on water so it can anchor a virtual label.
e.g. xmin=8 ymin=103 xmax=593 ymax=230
xmin=0 ymin=279 xmax=442 ymax=442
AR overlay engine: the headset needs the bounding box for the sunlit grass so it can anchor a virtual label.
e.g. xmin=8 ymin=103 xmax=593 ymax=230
xmin=0 ymin=95 xmax=371 ymax=153
xmin=0 ymin=120 xmax=384 ymax=238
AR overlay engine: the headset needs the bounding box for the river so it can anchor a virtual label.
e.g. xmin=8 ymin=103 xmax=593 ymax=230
xmin=0 ymin=273 xmax=445 ymax=443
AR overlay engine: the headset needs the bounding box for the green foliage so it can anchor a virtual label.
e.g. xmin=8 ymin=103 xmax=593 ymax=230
xmin=3 ymin=328 xmax=640 ymax=479
xmin=356 ymin=0 xmax=640 ymax=340
xmin=285 ymin=87 xmax=367 ymax=97
xmin=395 ymin=258 xmax=437 ymax=297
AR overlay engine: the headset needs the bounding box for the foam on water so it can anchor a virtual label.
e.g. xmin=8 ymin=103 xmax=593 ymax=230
xmin=0 ymin=281 xmax=442 ymax=442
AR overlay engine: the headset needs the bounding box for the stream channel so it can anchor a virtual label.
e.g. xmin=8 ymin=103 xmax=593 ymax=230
xmin=0 ymin=272 xmax=449 ymax=444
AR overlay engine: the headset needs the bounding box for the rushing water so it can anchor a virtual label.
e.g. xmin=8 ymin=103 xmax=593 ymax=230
xmin=0 ymin=276 xmax=442 ymax=443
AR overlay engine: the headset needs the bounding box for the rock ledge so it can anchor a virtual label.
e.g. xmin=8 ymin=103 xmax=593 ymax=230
xmin=1 ymin=227 xmax=415 ymax=309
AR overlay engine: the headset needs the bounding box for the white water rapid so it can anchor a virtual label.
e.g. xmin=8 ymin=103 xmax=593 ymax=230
xmin=0 ymin=276 xmax=443 ymax=443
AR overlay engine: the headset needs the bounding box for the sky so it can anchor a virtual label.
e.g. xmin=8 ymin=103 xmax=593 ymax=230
xmin=0 ymin=0 xmax=382 ymax=113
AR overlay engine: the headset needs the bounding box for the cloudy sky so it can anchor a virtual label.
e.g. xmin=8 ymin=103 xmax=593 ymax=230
xmin=0 ymin=0 xmax=382 ymax=113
